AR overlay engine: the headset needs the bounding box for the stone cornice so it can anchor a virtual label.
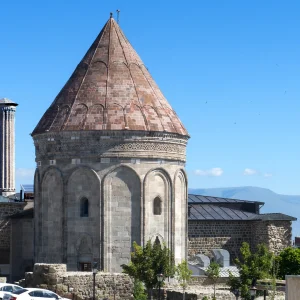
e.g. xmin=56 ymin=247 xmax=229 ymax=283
xmin=33 ymin=131 xmax=188 ymax=162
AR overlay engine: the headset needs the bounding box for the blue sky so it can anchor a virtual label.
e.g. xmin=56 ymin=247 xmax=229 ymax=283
xmin=0 ymin=0 xmax=300 ymax=195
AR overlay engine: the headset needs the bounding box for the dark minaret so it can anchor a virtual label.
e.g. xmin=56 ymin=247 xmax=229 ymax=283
xmin=0 ymin=98 xmax=18 ymax=197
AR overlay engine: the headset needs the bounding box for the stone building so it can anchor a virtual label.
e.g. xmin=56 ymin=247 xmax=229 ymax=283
xmin=2 ymin=15 xmax=297 ymax=283
xmin=0 ymin=200 xmax=30 ymax=277
xmin=7 ymin=193 xmax=296 ymax=281
xmin=188 ymin=194 xmax=296 ymax=262
xmin=0 ymin=98 xmax=17 ymax=197
xmin=31 ymin=15 xmax=189 ymax=272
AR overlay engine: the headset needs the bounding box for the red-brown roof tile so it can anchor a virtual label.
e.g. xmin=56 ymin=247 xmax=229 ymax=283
xmin=32 ymin=17 xmax=188 ymax=136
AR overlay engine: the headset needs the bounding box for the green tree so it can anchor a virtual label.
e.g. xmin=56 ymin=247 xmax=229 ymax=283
xmin=227 ymin=242 xmax=274 ymax=300
xmin=133 ymin=279 xmax=147 ymax=300
xmin=266 ymin=256 xmax=280 ymax=300
xmin=121 ymin=240 xmax=175 ymax=298
xmin=277 ymin=247 xmax=300 ymax=279
xmin=205 ymin=261 xmax=220 ymax=299
xmin=175 ymin=260 xmax=193 ymax=300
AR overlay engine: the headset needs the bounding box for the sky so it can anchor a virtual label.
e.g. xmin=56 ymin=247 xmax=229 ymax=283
xmin=0 ymin=0 xmax=300 ymax=195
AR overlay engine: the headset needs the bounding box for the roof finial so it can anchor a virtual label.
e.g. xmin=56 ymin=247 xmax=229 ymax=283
xmin=116 ymin=9 xmax=120 ymax=24
xmin=110 ymin=12 xmax=113 ymax=18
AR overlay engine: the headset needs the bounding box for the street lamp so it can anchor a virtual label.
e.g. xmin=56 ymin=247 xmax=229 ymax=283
xmin=249 ymin=286 xmax=257 ymax=300
xmin=92 ymin=261 xmax=98 ymax=300
xmin=157 ymin=273 xmax=164 ymax=300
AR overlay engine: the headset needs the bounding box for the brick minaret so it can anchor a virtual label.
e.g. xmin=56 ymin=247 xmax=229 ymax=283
xmin=0 ymin=98 xmax=18 ymax=197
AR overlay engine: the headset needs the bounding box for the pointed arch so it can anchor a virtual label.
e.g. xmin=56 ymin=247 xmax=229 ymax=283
xmin=106 ymin=103 xmax=126 ymax=130
xmin=150 ymin=233 xmax=164 ymax=246
xmin=86 ymin=104 xmax=105 ymax=130
xmin=39 ymin=167 xmax=64 ymax=263
xmin=67 ymin=103 xmax=88 ymax=130
xmin=38 ymin=105 xmax=58 ymax=132
xmin=143 ymin=168 xmax=172 ymax=249
xmin=66 ymin=166 xmax=101 ymax=270
xmin=173 ymin=168 xmax=188 ymax=263
xmin=144 ymin=105 xmax=164 ymax=131
xmin=50 ymin=105 xmax=70 ymax=131
xmin=34 ymin=168 xmax=41 ymax=260
xmin=102 ymin=165 xmax=142 ymax=272
xmin=125 ymin=102 xmax=148 ymax=131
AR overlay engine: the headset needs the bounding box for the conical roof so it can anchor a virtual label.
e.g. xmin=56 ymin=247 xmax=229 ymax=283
xmin=32 ymin=16 xmax=188 ymax=137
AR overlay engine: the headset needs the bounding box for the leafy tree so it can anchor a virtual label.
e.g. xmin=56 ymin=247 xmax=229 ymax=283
xmin=175 ymin=260 xmax=193 ymax=300
xmin=227 ymin=242 xmax=274 ymax=300
xmin=133 ymin=279 xmax=147 ymax=300
xmin=205 ymin=261 xmax=220 ymax=299
xmin=121 ymin=240 xmax=175 ymax=298
xmin=277 ymin=247 xmax=300 ymax=279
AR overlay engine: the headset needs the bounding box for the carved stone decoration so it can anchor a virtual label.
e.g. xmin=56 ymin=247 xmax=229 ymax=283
xmin=33 ymin=131 xmax=187 ymax=162
xmin=76 ymin=236 xmax=93 ymax=256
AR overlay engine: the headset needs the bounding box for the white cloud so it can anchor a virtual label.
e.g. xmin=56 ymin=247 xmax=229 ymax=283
xmin=16 ymin=168 xmax=35 ymax=178
xmin=243 ymin=168 xmax=257 ymax=175
xmin=194 ymin=167 xmax=223 ymax=177
xmin=264 ymin=173 xmax=273 ymax=177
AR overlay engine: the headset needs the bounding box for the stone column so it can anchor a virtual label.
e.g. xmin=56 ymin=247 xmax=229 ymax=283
xmin=0 ymin=99 xmax=18 ymax=197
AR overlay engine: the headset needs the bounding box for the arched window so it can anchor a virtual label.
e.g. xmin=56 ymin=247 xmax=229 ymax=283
xmin=154 ymin=236 xmax=161 ymax=246
xmin=80 ymin=198 xmax=89 ymax=217
xmin=153 ymin=197 xmax=162 ymax=215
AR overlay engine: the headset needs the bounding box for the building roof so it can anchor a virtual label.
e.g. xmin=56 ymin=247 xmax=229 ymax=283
xmin=20 ymin=184 xmax=34 ymax=193
xmin=0 ymin=98 xmax=18 ymax=106
xmin=257 ymin=213 xmax=297 ymax=221
xmin=188 ymin=203 xmax=297 ymax=221
xmin=188 ymin=194 xmax=297 ymax=221
xmin=188 ymin=194 xmax=264 ymax=205
xmin=32 ymin=16 xmax=188 ymax=137
xmin=189 ymin=204 xmax=259 ymax=221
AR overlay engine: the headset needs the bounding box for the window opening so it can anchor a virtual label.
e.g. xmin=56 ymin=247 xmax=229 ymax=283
xmin=79 ymin=262 xmax=91 ymax=271
xmin=153 ymin=197 xmax=162 ymax=215
xmin=80 ymin=198 xmax=89 ymax=217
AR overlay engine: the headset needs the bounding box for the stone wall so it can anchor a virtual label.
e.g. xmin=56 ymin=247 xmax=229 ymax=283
xmin=21 ymin=264 xmax=236 ymax=300
xmin=0 ymin=202 xmax=26 ymax=264
xmin=188 ymin=220 xmax=252 ymax=261
xmin=10 ymin=216 xmax=34 ymax=282
xmin=188 ymin=220 xmax=293 ymax=261
xmin=254 ymin=221 xmax=292 ymax=254
xmin=34 ymin=152 xmax=187 ymax=273
xmin=24 ymin=264 xmax=133 ymax=300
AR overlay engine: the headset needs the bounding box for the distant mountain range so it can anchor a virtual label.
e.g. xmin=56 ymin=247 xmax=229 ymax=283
xmin=188 ymin=186 xmax=300 ymax=238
